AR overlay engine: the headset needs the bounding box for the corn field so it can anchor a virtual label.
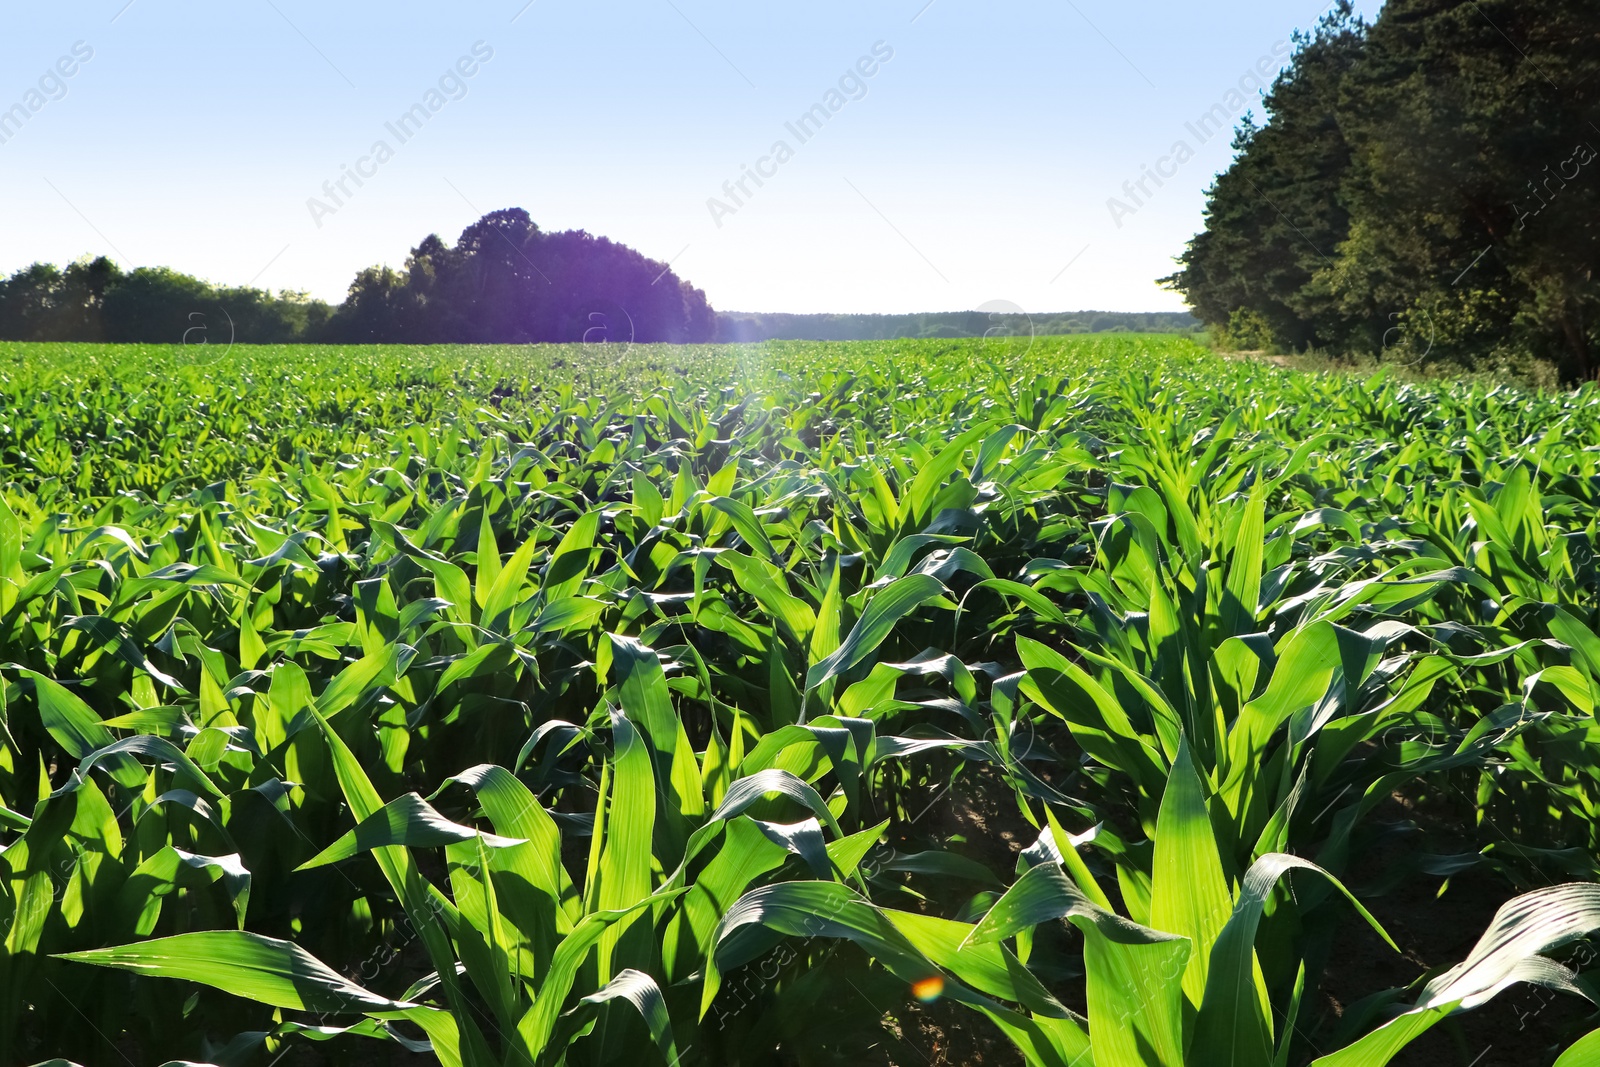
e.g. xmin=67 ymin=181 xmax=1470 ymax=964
xmin=4 ymin=336 xmax=1600 ymax=1066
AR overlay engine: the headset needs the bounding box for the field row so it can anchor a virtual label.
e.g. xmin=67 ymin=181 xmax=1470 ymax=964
xmin=2 ymin=337 xmax=1600 ymax=1065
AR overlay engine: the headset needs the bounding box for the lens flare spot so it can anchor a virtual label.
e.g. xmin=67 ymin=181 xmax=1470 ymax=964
xmin=911 ymin=975 xmax=945 ymax=1003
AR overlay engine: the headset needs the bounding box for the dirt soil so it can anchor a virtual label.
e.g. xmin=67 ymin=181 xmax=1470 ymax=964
xmin=1313 ymin=789 xmax=1597 ymax=1066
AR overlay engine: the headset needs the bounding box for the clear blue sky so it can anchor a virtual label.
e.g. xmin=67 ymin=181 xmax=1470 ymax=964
xmin=1 ymin=0 xmax=1382 ymax=315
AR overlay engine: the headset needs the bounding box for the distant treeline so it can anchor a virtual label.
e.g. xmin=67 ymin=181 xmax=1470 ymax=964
xmin=1164 ymin=0 xmax=1600 ymax=381
xmin=714 ymin=310 xmax=1200 ymax=342
xmin=0 ymin=257 xmax=332 ymax=346
xmin=0 ymin=208 xmax=715 ymax=346
xmin=0 ymin=213 xmax=1194 ymax=349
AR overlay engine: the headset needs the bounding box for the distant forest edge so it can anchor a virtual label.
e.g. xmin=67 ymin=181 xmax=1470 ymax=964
xmin=0 ymin=209 xmax=1195 ymax=348
xmin=714 ymin=310 xmax=1199 ymax=342
xmin=0 ymin=208 xmax=716 ymax=346
xmin=1165 ymin=0 xmax=1600 ymax=382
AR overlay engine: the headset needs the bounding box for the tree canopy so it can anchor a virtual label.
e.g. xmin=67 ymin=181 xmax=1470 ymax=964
xmin=0 ymin=209 xmax=715 ymax=347
xmin=323 ymin=209 xmax=715 ymax=345
xmin=1165 ymin=0 xmax=1600 ymax=380
xmin=0 ymin=258 xmax=329 ymax=346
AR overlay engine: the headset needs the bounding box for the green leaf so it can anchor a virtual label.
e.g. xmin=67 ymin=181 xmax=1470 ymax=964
xmin=887 ymin=910 xmax=1071 ymax=1021
xmin=78 ymin=735 xmax=227 ymax=799
xmin=117 ymin=847 xmax=252 ymax=934
xmin=720 ymin=552 xmax=816 ymax=646
xmin=296 ymin=793 xmax=525 ymax=870
xmin=709 ymin=496 xmax=779 ymax=561
xmin=1149 ymin=739 xmax=1232 ymax=1008
xmin=703 ymin=879 xmax=1093 ymax=1067
xmin=595 ymin=709 xmax=657 ymax=979
xmin=970 ymin=578 xmax=1067 ymax=623
xmin=436 ymin=641 xmax=519 ymax=693
xmin=1015 ymin=638 xmax=1166 ymax=798
xmin=544 ymin=510 xmax=601 ymax=602
xmin=301 ymin=702 xmax=490 ymax=1059
xmin=61 ymin=615 xmax=187 ymax=691
xmin=552 ymin=968 xmax=679 ymax=1066
xmin=58 ymin=932 xmax=416 ymax=1014
xmin=533 ymin=596 xmax=608 ymax=635
xmin=1220 ymin=481 xmax=1265 ymax=641
xmin=483 ymin=530 xmax=539 ymax=634
xmin=1418 ymin=882 xmax=1600 ymax=1010
xmin=474 ymin=508 xmax=502 ymax=609
xmin=807 ymin=574 xmax=945 ymax=691
xmin=1311 ymin=884 xmax=1600 ymax=1065
xmin=965 ymin=863 xmax=1187 ymax=1067
xmin=1192 ymin=854 xmax=1395 ymax=1067
xmin=17 ymin=670 xmax=114 ymax=759
xmin=516 ymin=891 xmax=689 ymax=1055
xmin=1555 ymin=1028 xmax=1600 ymax=1067
xmin=9 ymin=670 xmax=148 ymax=792
xmin=1222 ymin=621 xmax=1341 ymax=805
xmin=904 ymin=425 xmax=989 ymax=526
xmin=432 ymin=764 xmax=580 ymax=929
xmin=610 ymin=634 xmax=705 ymax=837
xmin=1307 ymin=1006 xmax=1452 ymax=1067
xmin=319 ymin=643 xmax=409 ymax=721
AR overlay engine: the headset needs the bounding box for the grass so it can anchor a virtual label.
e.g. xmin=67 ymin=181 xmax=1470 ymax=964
xmin=1 ymin=335 xmax=1599 ymax=1066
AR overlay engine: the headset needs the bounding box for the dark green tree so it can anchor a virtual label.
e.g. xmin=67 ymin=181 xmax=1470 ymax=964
xmin=320 ymin=209 xmax=717 ymax=345
xmin=1333 ymin=0 xmax=1600 ymax=377
xmin=0 ymin=259 xmax=329 ymax=345
xmin=1165 ymin=0 xmax=1600 ymax=380
xmin=0 ymin=211 xmax=714 ymax=348
xmin=1163 ymin=2 xmax=1368 ymax=352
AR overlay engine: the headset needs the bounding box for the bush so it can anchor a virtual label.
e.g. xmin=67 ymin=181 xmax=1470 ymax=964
xmin=1214 ymin=307 xmax=1276 ymax=351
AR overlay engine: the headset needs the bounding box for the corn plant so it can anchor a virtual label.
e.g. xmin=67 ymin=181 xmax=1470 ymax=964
xmin=1 ymin=337 xmax=1599 ymax=1064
